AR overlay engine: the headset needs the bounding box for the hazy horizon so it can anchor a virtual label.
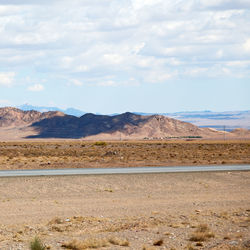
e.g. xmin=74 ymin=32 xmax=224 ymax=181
xmin=1 ymin=103 xmax=250 ymax=115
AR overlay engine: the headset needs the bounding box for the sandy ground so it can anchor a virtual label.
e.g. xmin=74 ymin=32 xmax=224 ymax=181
xmin=0 ymin=172 xmax=249 ymax=249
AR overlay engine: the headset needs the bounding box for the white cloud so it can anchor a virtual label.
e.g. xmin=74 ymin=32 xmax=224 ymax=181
xmin=27 ymin=84 xmax=44 ymax=92
xmin=222 ymin=67 xmax=231 ymax=75
xmin=60 ymin=56 xmax=74 ymax=69
xmin=103 ymin=54 xmax=124 ymax=65
xmin=185 ymin=68 xmax=209 ymax=77
xmin=75 ymin=65 xmax=89 ymax=72
xmin=198 ymin=0 xmax=250 ymax=10
xmin=132 ymin=0 xmax=162 ymax=10
xmin=98 ymin=78 xmax=139 ymax=87
xmin=226 ymin=60 xmax=250 ymax=67
xmin=98 ymin=80 xmax=117 ymax=87
xmin=243 ymin=38 xmax=250 ymax=52
xmin=133 ymin=42 xmax=145 ymax=54
xmin=146 ymin=71 xmax=175 ymax=83
xmin=0 ymin=0 xmax=249 ymax=88
xmin=216 ymin=49 xmax=224 ymax=58
xmin=0 ymin=72 xmax=15 ymax=87
xmin=69 ymin=79 xmax=83 ymax=86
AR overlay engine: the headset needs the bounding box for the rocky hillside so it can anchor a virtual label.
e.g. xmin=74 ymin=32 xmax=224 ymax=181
xmin=0 ymin=107 xmax=64 ymax=127
xmin=1 ymin=107 xmax=248 ymax=139
xmin=26 ymin=111 xmax=223 ymax=139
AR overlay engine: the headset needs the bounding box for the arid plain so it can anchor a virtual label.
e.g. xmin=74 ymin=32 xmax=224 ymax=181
xmin=0 ymin=171 xmax=250 ymax=249
xmin=0 ymin=140 xmax=250 ymax=249
xmin=0 ymin=140 xmax=249 ymax=170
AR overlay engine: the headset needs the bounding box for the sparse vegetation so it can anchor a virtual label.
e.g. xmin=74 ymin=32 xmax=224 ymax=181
xmin=108 ymin=237 xmax=129 ymax=246
xmin=62 ymin=238 xmax=109 ymax=249
xmin=30 ymin=237 xmax=46 ymax=250
xmin=189 ymin=224 xmax=215 ymax=242
xmin=0 ymin=140 xmax=249 ymax=170
xmin=93 ymin=141 xmax=107 ymax=146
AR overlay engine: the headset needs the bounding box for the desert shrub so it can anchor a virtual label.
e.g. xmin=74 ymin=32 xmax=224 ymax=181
xmin=93 ymin=141 xmax=107 ymax=146
xmin=189 ymin=224 xmax=214 ymax=242
xmin=30 ymin=237 xmax=45 ymax=250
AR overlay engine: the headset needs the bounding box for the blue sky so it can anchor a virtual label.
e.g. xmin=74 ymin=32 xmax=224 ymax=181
xmin=0 ymin=0 xmax=250 ymax=113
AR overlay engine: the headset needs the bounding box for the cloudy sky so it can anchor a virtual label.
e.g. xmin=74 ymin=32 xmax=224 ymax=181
xmin=0 ymin=0 xmax=250 ymax=113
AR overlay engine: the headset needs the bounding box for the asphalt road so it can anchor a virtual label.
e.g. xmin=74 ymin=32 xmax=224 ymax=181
xmin=0 ymin=165 xmax=250 ymax=177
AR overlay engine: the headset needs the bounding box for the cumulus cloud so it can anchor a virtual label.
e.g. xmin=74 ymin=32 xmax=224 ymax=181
xmin=27 ymin=84 xmax=44 ymax=92
xmin=0 ymin=72 xmax=15 ymax=86
xmin=0 ymin=0 xmax=249 ymax=88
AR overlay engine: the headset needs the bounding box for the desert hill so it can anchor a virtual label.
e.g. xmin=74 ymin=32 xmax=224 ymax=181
xmin=0 ymin=107 xmax=65 ymax=127
xmin=0 ymin=107 xmax=249 ymax=140
xmin=16 ymin=104 xmax=250 ymax=131
xmin=29 ymin=112 xmax=209 ymax=138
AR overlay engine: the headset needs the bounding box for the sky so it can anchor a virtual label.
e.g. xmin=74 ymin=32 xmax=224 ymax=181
xmin=0 ymin=0 xmax=250 ymax=114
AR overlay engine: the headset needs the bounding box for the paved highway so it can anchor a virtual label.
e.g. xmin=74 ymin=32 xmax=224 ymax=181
xmin=0 ymin=165 xmax=250 ymax=177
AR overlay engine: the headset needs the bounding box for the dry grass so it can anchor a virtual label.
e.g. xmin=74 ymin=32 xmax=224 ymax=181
xmin=189 ymin=224 xmax=215 ymax=242
xmin=0 ymin=140 xmax=249 ymax=170
xmin=61 ymin=237 xmax=129 ymax=249
xmin=61 ymin=238 xmax=109 ymax=249
xmin=108 ymin=237 xmax=129 ymax=246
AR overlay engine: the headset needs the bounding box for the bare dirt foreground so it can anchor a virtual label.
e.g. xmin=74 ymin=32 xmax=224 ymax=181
xmin=0 ymin=172 xmax=250 ymax=249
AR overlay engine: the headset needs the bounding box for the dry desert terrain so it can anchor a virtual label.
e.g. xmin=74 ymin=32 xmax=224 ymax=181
xmin=0 ymin=140 xmax=249 ymax=170
xmin=0 ymin=172 xmax=249 ymax=249
xmin=0 ymin=140 xmax=250 ymax=249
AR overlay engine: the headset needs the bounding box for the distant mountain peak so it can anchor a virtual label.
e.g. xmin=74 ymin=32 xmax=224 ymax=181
xmin=17 ymin=104 xmax=85 ymax=117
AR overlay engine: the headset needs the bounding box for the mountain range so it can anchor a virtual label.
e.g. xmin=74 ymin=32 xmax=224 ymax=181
xmin=16 ymin=104 xmax=250 ymax=131
xmin=1 ymin=107 xmax=249 ymax=140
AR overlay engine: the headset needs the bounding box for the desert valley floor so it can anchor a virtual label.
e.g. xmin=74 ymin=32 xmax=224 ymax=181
xmin=0 ymin=140 xmax=249 ymax=170
xmin=0 ymin=172 xmax=250 ymax=249
xmin=0 ymin=140 xmax=249 ymax=249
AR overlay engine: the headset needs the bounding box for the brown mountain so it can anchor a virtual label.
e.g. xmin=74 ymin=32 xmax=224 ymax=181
xmin=0 ymin=107 xmax=245 ymax=140
xmin=25 ymin=111 xmax=224 ymax=139
xmin=0 ymin=107 xmax=65 ymax=127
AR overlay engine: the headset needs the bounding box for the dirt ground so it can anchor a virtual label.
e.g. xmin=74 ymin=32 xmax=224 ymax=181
xmin=0 ymin=140 xmax=249 ymax=170
xmin=0 ymin=171 xmax=249 ymax=249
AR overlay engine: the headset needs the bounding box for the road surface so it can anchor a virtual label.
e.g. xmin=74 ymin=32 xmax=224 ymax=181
xmin=0 ymin=165 xmax=250 ymax=177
